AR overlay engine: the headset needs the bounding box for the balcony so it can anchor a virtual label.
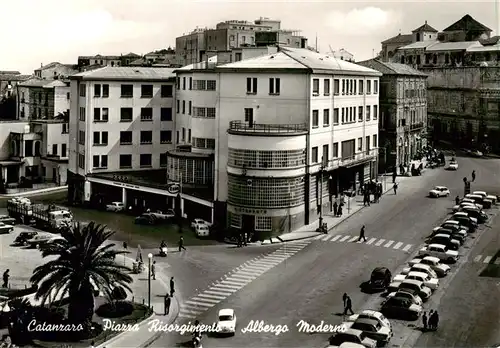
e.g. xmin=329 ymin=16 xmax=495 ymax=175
xmin=410 ymin=122 xmax=425 ymax=131
xmin=340 ymin=148 xmax=378 ymax=168
xmin=228 ymin=121 xmax=308 ymax=136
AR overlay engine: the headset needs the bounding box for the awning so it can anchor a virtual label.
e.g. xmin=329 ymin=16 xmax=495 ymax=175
xmin=340 ymin=157 xmax=375 ymax=169
xmin=0 ymin=160 xmax=23 ymax=166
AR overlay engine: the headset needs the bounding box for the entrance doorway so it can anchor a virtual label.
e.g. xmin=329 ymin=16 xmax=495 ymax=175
xmin=242 ymin=214 xmax=255 ymax=232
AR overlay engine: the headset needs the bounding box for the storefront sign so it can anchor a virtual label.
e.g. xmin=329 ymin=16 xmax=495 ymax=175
xmin=112 ymin=182 xmax=140 ymax=189
xmin=167 ymin=183 xmax=180 ymax=195
xmin=233 ymin=207 xmax=267 ymax=215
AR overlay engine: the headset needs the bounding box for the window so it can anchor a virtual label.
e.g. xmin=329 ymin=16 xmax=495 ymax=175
xmin=189 ymin=78 xmax=192 ymax=90
xmin=324 ymin=79 xmax=330 ymax=95
xmin=246 ymin=77 xmax=257 ymax=94
xmin=161 ymin=85 xmax=173 ymax=97
xmin=182 ymin=77 xmax=186 ymax=90
xmin=333 ymin=108 xmax=339 ymax=124
xmin=160 ymin=131 xmax=172 ymax=144
xmin=121 ymin=84 xmax=133 ymax=98
xmin=94 ymin=84 xmax=101 ymax=97
xmin=358 ymin=137 xmax=363 ymax=151
xmin=255 ymin=216 xmax=272 ymax=231
xmin=102 ymin=84 xmax=109 ymax=97
xmin=78 ymin=153 xmax=85 ymax=169
xmin=141 ymin=85 xmax=153 ymax=98
xmin=333 ymin=79 xmax=340 ymax=95
xmin=373 ymin=134 xmax=378 ymax=148
xmin=120 ymin=131 xmax=132 ymax=145
xmin=323 ymin=109 xmax=330 ymax=126
xmin=312 ymin=110 xmax=319 ymax=128
xmin=93 ymin=155 xmax=108 ymax=169
xmin=244 ymin=108 xmax=253 ymax=124
xmin=161 ymin=107 xmax=172 ymax=121
xmin=349 ymin=79 xmax=353 ymax=94
xmin=342 ymin=79 xmax=346 ymax=94
xmin=182 ymin=100 xmax=185 ymax=114
xmin=333 ymin=142 xmax=339 ymax=157
xmin=93 ymin=108 xmax=100 ymax=121
xmin=160 ymin=153 xmax=168 ymax=167
xmin=176 ymin=131 xmax=179 ymax=143
xmin=373 ymin=105 xmax=378 ymax=120
xmin=119 ymin=154 xmax=132 ymax=168
xmin=52 ymin=144 xmax=58 ymax=155
xmin=359 ymin=80 xmax=364 ymax=94
xmin=120 ymin=108 xmax=133 ymax=122
xmin=312 ymin=147 xmax=319 ymax=163
xmin=61 ymin=144 xmax=67 ymax=157
xmin=312 ymin=79 xmax=319 ymax=95
xmin=140 ymin=107 xmax=153 ymax=121
xmin=193 ymin=80 xmax=206 ymax=90
xmin=366 ymin=80 xmax=372 ymax=94
xmin=269 ymin=78 xmax=280 ymax=95
xmin=176 ymin=77 xmax=180 ymax=89
xmin=78 ymin=131 xmax=85 ymax=145
xmin=341 ymin=108 xmax=346 ymax=123
xmin=176 ymin=100 xmax=180 ymax=113
xmin=374 ymin=80 xmax=378 ymax=94
xmin=93 ymin=131 xmax=108 ymax=146
xmin=140 ymin=131 xmax=153 ymax=144
xmin=353 ymin=80 xmax=357 ymax=95
xmin=182 ymin=128 xmax=185 ymax=141
xmin=79 ymin=84 xmax=86 ymax=97
xmin=358 ymin=106 xmax=363 ymax=122
xmin=188 ymin=101 xmax=192 ymax=115
xmin=79 ymin=107 xmax=85 ymax=121
xmin=323 ymin=144 xmax=329 ymax=162
xmin=188 ymin=129 xmax=191 ymax=143
xmin=206 ymin=107 xmax=216 ymax=118
xmin=140 ymin=154 xmax=152 ymax=168
xmin=366 ymin=136 xmax=370 ymax=154
xmin=366 ymin=106 xmax=371 ymax=121
xmin=207 ymin=80 xmax=216 ymax=91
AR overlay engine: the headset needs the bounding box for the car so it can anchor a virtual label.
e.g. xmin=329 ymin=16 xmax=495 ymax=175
xmin=191 ymin=218 xmax=212 ymax=229
xmin=442 ymin=220 xmax=469 ymax=234
xmin=394 ymin=271 xmax=439 ymax=291
xmin=346 ymin=310 xmax=392 ymax=330
xmin=426 ymin=234 xmax=460 ymax=251
xmin=466 ymin=194 xmax=492 ymax=209
xmin=216 ymin=308 xmax=237 ymax=335
xmin=386 ymin=289 xmax=423 ymax=306
xmin=380 ymin=297 xmax=422 ymax=321
xmin=134 ymin=213 xmax=157 ymax=225
xmin=149 ymin=209 xmax=175 ymax=220
xmin=367 ymin=267 xmax=392 ymax=292
xmin=328 ymin=329 xmax=377 ymax=348
xmin=106 ymin=202 xmax=125 ymax=212
xmin=387 ymin=279 xmax=432 ymax=301
xmin=327 ymin=343 xmax=366 ymax=348
xmin=195 ymin=224 xmax=210 ymax=238
xmin=12 ymin=231 xmax=38 ymax=246
xmin=408 ymin=256 xmax=451 ymax=277
xmin=451 ymin=216 xmax=477 ymax=232
xmin=431 ymin=228 xmax=466 ymax=245
xmin=343 ymin=318 xmax=392 ymax=346
xmin=472 ymin=191 xmax=497 ymax=205
xmin=0 ymin=215 xmax=16 ymax=225
xmin=458 ymin=198 xmax=483 ymax=210
xmin=452 ymin=212 xmax=478 ymax=225
xmin=446 ymin=160 xmax=458 ymax=170
xmin=461 ymin=206 xmax=488 ymax=223
xmin=453 ymin=201 xmax=479 ymax=212
xmin=400 ymin=264 xmax=438 ymax=279
xmin=26 ymin=234 xmax=64 ymax=248
xmin=0 ymin=222 xmax=14 ymax=234
xmin=470 ymin=149 xmax=483 ymax=157
xmin=418 ymin=243 xmax=459 ymax=263
xmin=429 ymin=186 xmax=450 ymax=198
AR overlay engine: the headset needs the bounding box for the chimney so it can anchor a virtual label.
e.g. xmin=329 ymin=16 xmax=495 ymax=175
xmin=40 ymin=63 xmax=43 ymax=68
xmin=425 ymin=20 xmax=427 ymax=24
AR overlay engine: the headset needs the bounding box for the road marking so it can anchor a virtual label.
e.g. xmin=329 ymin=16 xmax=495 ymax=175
xmin=375 ymin=239 xmax=385 ymax=246
xmin=348 ymin=236 xmax=359 ymax=242
xmin=178 ymin=313 xmax=197 ymax=319
xmin=384 ymin=240 xmax=394 ymax=248
xmin=184 ymin=300 xmax=215 ymax=308
xmin=230 ymin=274 xmax=256 ymax=280
xmin=483 ymin=256 xmax=493 ymax=263
xmin=179 ymin=308 xmax=202 ymax=315
xmin=216 ymin=283 xmax=242 ymax=290
xmin=366 ymin=238 xmax=376 ymax=245
xmin=221 ymin=278 xmax=248 ymax=286
xmin=198 ymin=293 xmax=226 ymax=300
xmin=321 ymin=235 xmax=331 ymax=241
xmin=331 ymin=235 xmax=343 ymax=242
xmin=244 ymin=265 xmax=270 ymax=272
xmin=340 ymin=235 xmax=351 ymax=242
xmin=266 ymin=255 xmax=288 ymax=261
xmin=393 ymin=242 xmax=403 ymax=250
xmin=283 ymin=247 xmax=306 ymax=252
xmin=252 ymin=260 xmax=281 ymax=267
xmin=211 ymin=286 xmax=238 ymax=293
xmin=314 ymin=234 xmax=325 ymax=240
xmin=292 ymin=242 xmax=311 ymax=247
xmin=205 ymin=290 xmax=232 ymax=297
xmin=474 ymin=255 xmax=482 ymax=262
xmin=236 ymin=270 xmax=262 ymax=276
xmin=402 ymin=244 xmax=412 ymax=252
xmin=192 ymin=297 xmax=220 ymax=304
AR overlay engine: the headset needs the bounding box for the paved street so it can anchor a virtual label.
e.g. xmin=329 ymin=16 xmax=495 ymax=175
xmin=147 ymin=155 xmax=500 ymax=348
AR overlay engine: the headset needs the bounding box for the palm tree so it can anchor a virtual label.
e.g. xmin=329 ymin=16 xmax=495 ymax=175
xmin=30 ymin=222 xmax=132 ymax=329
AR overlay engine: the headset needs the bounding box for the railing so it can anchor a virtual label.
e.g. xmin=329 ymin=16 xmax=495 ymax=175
xmin=410 ymin=122 xmax=425 ymax=131
xmin=228 ymin=121 xmax=307 ymax=134
xmin=340 ymin=148 xmax=378 ymax=167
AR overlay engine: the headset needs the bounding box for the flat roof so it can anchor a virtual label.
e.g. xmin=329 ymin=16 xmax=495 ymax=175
xmin=71 ymin=67 xmax=176 ymax=81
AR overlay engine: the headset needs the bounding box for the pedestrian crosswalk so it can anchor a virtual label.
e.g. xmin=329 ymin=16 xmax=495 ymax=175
xmin=314 ymin=233 xmax=413 ymax=252
xmin=473 ymin=254 xmax=500 ymax=264
xmin=177 ymin=240 xmax=312 ymax=319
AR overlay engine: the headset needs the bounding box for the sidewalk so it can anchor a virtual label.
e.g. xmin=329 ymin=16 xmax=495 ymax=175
xmin=96 ymin=255 xmax=180 ymax=348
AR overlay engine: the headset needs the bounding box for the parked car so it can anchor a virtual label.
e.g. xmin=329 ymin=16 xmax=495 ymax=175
xmin=387 ymin=279 xmax=432 ymax=301
xmin=431 ymin=228 xmax=466 ymax=245
xmin=446 ymin=160 xmax=458 ymax=170
xmin=191 ymin=218 xmax=212 ymax=229
xmin=149 ymin=209 xmax=175 ymax=221
xmin=452 ymin=212 xmax=478 ymax=225
xmin=26 ymin=234 xmax=64 ymax=248
xmin=328 ymin=329 xmax=377 ymax=348
xmin=380 ymin=297 xmax=422 ymax=321
xmin=399 ymin=264 xmax=438 ymax=279
xmin=468 ymin=149 xmax=483 ymax=157
xmin=12 ymin=231 xmax=38 ymax=246
xmin=346 ymin=310 xmax=392 ymax=330
xmin=435 ymin=224 xmax=468 ymax=239
xmin=472 ymin=191 xmax=497 ymax=205
xmin=343 ymin=319 xmax=392 ymax=346
xmin=453 ymin=201 xmax=479 ymax=212
xmin=407 ymin=256 xmax=451 ymax=277
xmin=0 ymin=215 xmax=16 ymax=225
xmin=451 ymin=216 xmax=477 ymax=232
xmin=465 ymin=194 xmax=492 ymax=209
xmin=386 ymin=289 xmax=423 ymax=306
xmin=366 ymin=267 xmax=392 ymax=292
xmin=418 ymin=243 xmax=459 ymax=263
xmin=426 ymin=234 xmax=460 ymax=251
xmin=429 ymin=186 xmax=450 ymax=198
xmin=106 ymin=202 xmax=125 ymax=212
xmin=442 ymin=220 xmax=470 ymax=234
xmin=195 ymin=224 xmax=210 ymax=238
xmin=393 ymin=271 xmax=439 ymax=291
xmin=134 ymin=213 xmax=157 ymax=225
xmin=216 ymin=308 xmax=237 ymax=335
xmin=0 ymin=222 xmax=14 ymax=234
xmin=461 ymin=206 xmax=488 ymax=223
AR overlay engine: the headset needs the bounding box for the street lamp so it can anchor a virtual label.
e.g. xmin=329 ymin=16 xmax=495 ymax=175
xmin=318 ymin=157 xmax=326 ymax=231
xmin=147 ymin=253 xmax=153 ymax=309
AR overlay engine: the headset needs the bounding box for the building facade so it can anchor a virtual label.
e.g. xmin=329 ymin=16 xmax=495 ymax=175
xmin=77 ymin=53 xmax=141 ymax=69
xmin=34 ymin=62 xmax=78 ymax=80
xmin=357 ymin=59 xmax=428 ymax=172
xmin=67 ymin=67 xmax=177 ymax=211
xmin=331 ymin=48 xmax=355 ymax=62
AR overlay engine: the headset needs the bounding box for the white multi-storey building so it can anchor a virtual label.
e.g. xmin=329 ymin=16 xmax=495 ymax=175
xmin=67 ymin=67 xmax=177 ymax=210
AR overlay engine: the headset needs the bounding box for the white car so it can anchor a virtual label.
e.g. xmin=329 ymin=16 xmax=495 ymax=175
xmin=149 ymin=209 xmax=175 ymax=220
xmin=216 ymin=308 xmax=236 ymax=335
xmin=433 ymin=226 xmax=467 ymax=240
xmin=447 ymin=161 xmax=458 ymax=170
xmin=393 ymin=271 xmax=439 ymax=291
xmin=427 ymin=233 xmax=461 ymax=250
xmin=191 ymin=218 xmax=212 ymax=229
xmin=195 ymin=224 xmax=210 ymax=238
xmin=419 ymin=243 xmax=459 ymax=263
xmin=386 ymin=290 xmax=423 ymax=306
xmin=453 ymin=201 xmax=479 ymax=212
xmin=429 ymin=186 xmax=450 ymax=198
xmin=400 ymin=263 xmax=438 ymax=279
xmin=347 ymin=310 xmax=392 ymax=330
xmin=343 ymin=319 xmax=392 ymax=346
xmin=387 ymin=279 xmax=432 ymax=301
xmin=0 ymin=222 xmax=14 ymax=234
xmin=408 ymin=256 xmax=451 ymax=277
xmin=473 ymin=191 xmax=497 ymax=204
xmin=106 ymin=202 xmax=125 ymax=212
xmin=328 ymin=329 xmax=377 ymax=348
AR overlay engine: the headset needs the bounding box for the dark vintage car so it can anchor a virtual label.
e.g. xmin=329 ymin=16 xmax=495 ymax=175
xmin=134 ymin=213 xmax=157 ymax=225
xmin=381 ymin=297 xmax=422 ymax=321
xmin=368 ymin=267 xmax=392 ymax=292
xmin=461 ymin=207 xmax=488 ymax=223
xmin=0 ymin=215 xmax=16 ymax=225
xmin=452 ymin=216 xmax=477 ymax=232
xmin=12 ymin=231 xmax=38 ymax=246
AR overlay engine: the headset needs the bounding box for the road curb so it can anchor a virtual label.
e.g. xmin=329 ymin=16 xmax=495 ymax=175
xmin=141 ymin=295 xmax=181 ymax=347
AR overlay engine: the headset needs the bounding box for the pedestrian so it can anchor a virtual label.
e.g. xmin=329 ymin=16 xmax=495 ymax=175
xmin=392 ymin=170 xmax=397 ymax=184
xmin=2 ymin=269 xmax=9 ymax=288
xmin=472 ymin=170 xmax=476 ymax=182
xmin=428 ymin=309 xmax=435 ymax=330
xmin=151 ymin=261 xmax=156 ymax=280
xmin=333 ymin=201 xmax=338 ymax=216
xmin=178 ymin=236 xmax=186 ymax=252
xmin=342 ymin=293 xmax=348 ymax=308
xmin=455 ymin=195 xmax=460 ymax=205
xmin=237 ymin=234 xmax=242 ymax=248
xmin=337 ymin=205 xmax=343 ymax=217
xmin=358 ymin=225 xmax=366 ymax=242
xmin=430 ymin=310 xmax=439 ymax=330
xmin=164 ymin=294 xmax=171 ymax=315
xmin=393 ymin=182 xmax=398 ymax=195
xmin=363 ymin=192 xmax=370 ymax=206
xmin=243 ymin=232 xmax=248 ymax=246
xmin=170 ymin=277 xmax=175 ymax=297
xmin=422 ymin=311 xmax=428 ymax=331
xmin=343 ymin=295 xmax=354 ymax=315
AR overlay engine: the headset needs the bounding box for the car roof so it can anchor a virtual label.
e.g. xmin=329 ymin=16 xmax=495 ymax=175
xmin=422 ymin=256 xmax=440 ymax=262
xmin=428 ymin=243 xmax=446 ymax=249
xmin=454 ymin=211 xmax=467 ymax=215
xmin=354 ymin=318 xmax=379 ymax=327
xmin=219 ymin=308 xmax=234 ymax=316
xmin=372 ymin=267 xmax=389 ymax=274
xmin=433 ymin=234 xmax=451 ymax=238
xmin=408 ymin=271 xmax=428 ymax=278
xmin=359 ymin=310 xmax=382 ymax=318
xmin=396 ymin=288 xmax=417 ymax=295
xmin=401 ymin=279 xmax=423 ymax=286
xmin=434 ymin=186 xmax=447 ymax=189
xmin=340 ymin=328 xmax=363 ymax=336
xmin=444 ymin=220 xmax=459 ymax=224
xmin=412 ymin=263 xmax=430 ymax=269
xmin=473 ymin=191 xmax=486 ymax=194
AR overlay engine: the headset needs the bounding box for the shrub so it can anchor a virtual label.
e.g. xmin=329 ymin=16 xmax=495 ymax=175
xmin=95 ymin=301 xmax=133 ymax=318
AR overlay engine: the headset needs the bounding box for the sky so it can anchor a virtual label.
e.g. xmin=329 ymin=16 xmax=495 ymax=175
xmin=2 ymin=0 xmax=499 ymax=74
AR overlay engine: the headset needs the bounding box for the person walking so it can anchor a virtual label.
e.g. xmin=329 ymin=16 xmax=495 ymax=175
xmin=243 ymin=232 xmax=248 ymax=246
xmin=472 ymin=170 xmax=476 ymax=182
xmin=342 ymin=293 xmax=348 ymax=308
xmin=422 ymin=311 xmax=428 ymax=331
xmin=151 ymin=261 xmax=156 ymax=280
xmin=178 ymin=236 xmax=187 ymax=252
xmin=358 ymin=225 xmax=367 ymax=242
xmin=455 ymin=195 xmax=460 ymax=205
xmin=337 ymin=204 xmax=343 ymax=217
xmin=164 ymin=294 xmax=171 ymax=315
xmin=343 ymin=295 xmax=354 ymax=315
xmin=393 ymin=182 xmax=398 ymax=195
xmin=170 ymin=277 xmax=175 ymax=297
xmin=428 ymin=309 xmax=435 ymax=330
xmin=430 ymin=310 xmax=439 ymax=330
xmin=2 ymin=269 xmax=9 ymax=288
xmin=392 ymin=169 xmax=397 ymax=184
xmin=333 ymin=201 xmax=338 ymax=216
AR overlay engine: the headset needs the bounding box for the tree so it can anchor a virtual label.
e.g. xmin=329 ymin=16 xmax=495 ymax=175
xmin=30 ymin=222 xmax=132 ymax=331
